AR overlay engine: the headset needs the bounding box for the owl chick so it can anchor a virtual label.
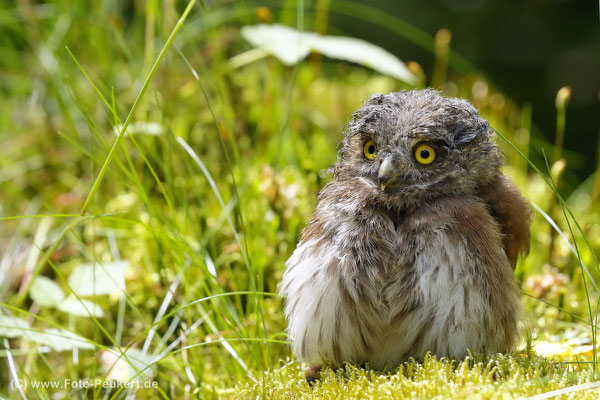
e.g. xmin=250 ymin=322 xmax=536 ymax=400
xmin=279 ymin=89 xmax=532 ymax=380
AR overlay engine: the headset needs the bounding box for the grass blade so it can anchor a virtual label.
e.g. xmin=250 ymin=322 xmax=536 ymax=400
xmin=79 ymin=0 xmax=197 ymax=215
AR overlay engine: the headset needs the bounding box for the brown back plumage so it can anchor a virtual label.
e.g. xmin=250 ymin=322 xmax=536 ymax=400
xmin=479 ymin=175 xmax=533 ymax=269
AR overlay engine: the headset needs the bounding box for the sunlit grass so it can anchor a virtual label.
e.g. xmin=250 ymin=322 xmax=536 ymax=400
xmin=236 ymin=353 xmax=600 ymax=400
xmin=0 ymin=0 xmax=599 ymax=399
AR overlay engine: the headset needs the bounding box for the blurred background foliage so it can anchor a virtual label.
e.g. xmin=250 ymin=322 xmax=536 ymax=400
xmin=0 ymin=0 xmax=599 ymax=398
xmin=330 ymin=0 xmax=600 ymax=183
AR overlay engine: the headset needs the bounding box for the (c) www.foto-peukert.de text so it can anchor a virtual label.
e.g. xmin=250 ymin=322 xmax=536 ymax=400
xmin=10 ymin=378 xmax=158 ymax=390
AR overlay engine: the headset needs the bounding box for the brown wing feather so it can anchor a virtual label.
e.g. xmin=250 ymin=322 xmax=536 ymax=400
xmin=479 ymin=174 xmax=533 ymax=269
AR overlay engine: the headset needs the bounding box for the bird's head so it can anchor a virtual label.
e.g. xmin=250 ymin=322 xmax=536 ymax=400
xmin=329 ymin=89 xmax=502 ymax=209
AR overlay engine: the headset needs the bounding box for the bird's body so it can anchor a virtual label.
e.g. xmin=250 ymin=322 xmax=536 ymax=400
xmin=279 ymin=90 xmax=532 ymax=374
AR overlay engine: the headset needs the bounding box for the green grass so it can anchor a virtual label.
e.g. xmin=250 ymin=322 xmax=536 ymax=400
xmin=236 ymin=353 xmax=600 ymax=399
xmin=1 ymin=0 xmax=600 ymax=399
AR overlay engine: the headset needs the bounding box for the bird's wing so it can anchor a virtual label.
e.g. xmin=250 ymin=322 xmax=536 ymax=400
xmin=478 ymin=174 xmax=533 ymax=269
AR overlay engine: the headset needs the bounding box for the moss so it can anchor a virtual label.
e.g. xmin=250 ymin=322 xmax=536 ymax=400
xmin=235 ymin=354 xmax=599 ymax=400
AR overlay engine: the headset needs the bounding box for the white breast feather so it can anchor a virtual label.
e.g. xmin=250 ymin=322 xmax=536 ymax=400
xmin=281 ymin=224 xmax=500 ymax=369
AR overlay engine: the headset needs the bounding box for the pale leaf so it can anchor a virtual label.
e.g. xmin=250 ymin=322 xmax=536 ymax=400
xmin=26 ymin=328 xmax=94 ymax=351
xmin=57 ymin=296 xmax=105 ymax=318
xmin=30 ymin=276 xmax=65 ymax=307
xmin=100 ymin=348 xmax=156 ymax=381
xmin=0 ymin=316 xmax=31 ymax=338
xmin=240 ymin=24 xmax=418 ymax=85
xmin=68 ymin=261 xmax=128 ymax=297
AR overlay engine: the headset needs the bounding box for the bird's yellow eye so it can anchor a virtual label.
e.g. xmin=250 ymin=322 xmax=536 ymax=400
xmin=414 ymin=143 xmax=436 ymax=165
xmin=363 ymin=140 xmax=377 ymax=160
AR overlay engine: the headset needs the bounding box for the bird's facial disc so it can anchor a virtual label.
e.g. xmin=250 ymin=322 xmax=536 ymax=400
xmin=374 ymin=140 xmax=438 ymax=191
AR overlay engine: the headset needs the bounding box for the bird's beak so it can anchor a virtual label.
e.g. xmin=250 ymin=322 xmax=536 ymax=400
xmin=378 ymin=158 xmax=394 ymax=191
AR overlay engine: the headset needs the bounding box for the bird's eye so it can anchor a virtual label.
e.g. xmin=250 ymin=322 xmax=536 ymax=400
xmin=414 ymin=143 xmax=436 ymax=165
xmin=363 ymin=140 xmax=377 ymax=160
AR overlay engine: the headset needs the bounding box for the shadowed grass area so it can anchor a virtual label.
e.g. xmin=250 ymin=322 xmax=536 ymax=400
xmin=0 ymin=0 xmax=599 ymax=399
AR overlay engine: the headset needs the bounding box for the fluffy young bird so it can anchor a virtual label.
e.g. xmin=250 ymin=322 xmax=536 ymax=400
xmin=279 ymin=89 xmax=532 ymax=380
